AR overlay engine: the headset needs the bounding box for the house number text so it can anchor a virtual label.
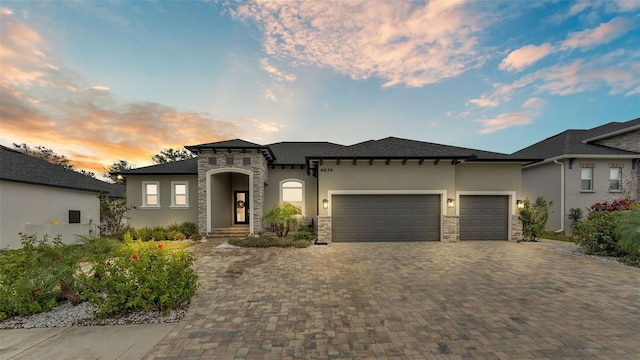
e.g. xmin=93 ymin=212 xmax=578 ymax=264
xmin=320 ymin=168 xmax=333 ymax=172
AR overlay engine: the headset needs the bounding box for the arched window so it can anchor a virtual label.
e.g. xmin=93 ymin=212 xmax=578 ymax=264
xmin=280 ymin=179 xmax=304 ymax=214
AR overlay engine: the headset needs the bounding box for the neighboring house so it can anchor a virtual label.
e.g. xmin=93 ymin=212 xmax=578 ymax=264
xmin=514 ymin=118 xmax=640 ymax=233
xmin=119 ymin=138 xmax=537 ymax=243
xmin=0 ymin=145 xmax=124 ymax=249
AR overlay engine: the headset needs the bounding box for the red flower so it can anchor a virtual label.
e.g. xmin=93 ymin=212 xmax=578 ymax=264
xmin=33 ymin=288 xmax=41 ymax=295
xmin=18 ymin=232 xmax=23 ymax=236
xmin=55 ymin=256 xmax=61 ymax=262
xmin=596 ymin=226 xmax=602 ymax=232
xmin=157 ymin=243 xmax=163 ymax=249
xmin=73 ymin=293 xmax=79 ymax=299
xmin=106 ymin=261 xmax=111 ymax=267
xmin=131 ymin=254 xmax=139 ymax=260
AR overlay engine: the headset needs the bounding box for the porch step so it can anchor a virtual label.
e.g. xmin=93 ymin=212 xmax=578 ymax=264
xmin=207 ymin=227 xmax=250 ymax=238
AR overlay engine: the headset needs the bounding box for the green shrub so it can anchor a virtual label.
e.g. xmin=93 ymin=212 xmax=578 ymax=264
xmin=293 ymin=230 xmax=315 ymax=241
xmin=229 ymin=236 xmax=311 ymax=248
xmin=518 ymin=196 xmax=552 ymax=242
xmin=190 ymin=232 xmax=202 ymax=241
xmin=0 ymin=234 xmax=82 ymax=321
xmin=572 ymin=211 xmax=618 ymax=255
xmin=135 ymin=227 xmax=154 ymax=241
xmin=568 ymin=207 xmax=583 ymax=232
xmin=614 ymin=206 xmax=640 ymax=257
xmin=83 ymin=241 xmax=198 ymax=317
xmin=178 ymin=222 xmax=198 ymax=237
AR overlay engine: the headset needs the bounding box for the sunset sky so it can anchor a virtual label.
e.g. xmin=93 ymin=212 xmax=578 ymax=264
xmin=1 ymin=0 xmax=638 ymax=176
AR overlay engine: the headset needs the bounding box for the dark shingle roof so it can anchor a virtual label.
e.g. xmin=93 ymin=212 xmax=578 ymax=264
xmin=307 ymin=137 xmax=534 ymax=161
xmin=268 ymin=142 xmax=346 ymax=165
xmin=119 ymin=158 xmax=198 ymax=175
xmin=513 ymin=118 xmax=640 ymax=158
xmin=0 ymin=145 xmax=125 ymax=197
xmin=186 ymin=139 xmax=263 ymax=149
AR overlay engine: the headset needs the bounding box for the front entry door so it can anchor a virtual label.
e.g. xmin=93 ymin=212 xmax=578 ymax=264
xmin=234 ymin=191 xmax=249 ymax=224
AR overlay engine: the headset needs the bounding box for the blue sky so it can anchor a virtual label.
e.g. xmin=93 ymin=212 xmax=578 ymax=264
xmin=1 ymin=0 xmax=638 ymax=173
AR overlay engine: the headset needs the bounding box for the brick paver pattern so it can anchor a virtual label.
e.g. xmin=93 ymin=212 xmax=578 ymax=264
xmin=144 ymin=241 xmax=639 ymax=359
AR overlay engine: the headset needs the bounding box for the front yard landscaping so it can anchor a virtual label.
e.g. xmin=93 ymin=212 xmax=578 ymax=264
xmin=0 ymin=232 xmax=198 ymax=325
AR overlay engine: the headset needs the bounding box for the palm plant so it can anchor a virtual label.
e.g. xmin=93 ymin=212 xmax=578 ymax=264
xmin=263 ymin=203 xmax=302 ymax=238
xmin=615 ymin=205 xmax=640 ymax=256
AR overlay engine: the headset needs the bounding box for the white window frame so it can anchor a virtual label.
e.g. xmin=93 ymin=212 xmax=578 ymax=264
xmin=171 ymin=181 xmax=189 ymax=208
xmin=609 ymin=168 xmax=622 ymax=192
xmin=581 ymin=167 xmax=593 ymax=192
xmin=142 ymin=181 xmax=160 ymax=208
xmin=280 ymin=179 xmax=305 ymax=215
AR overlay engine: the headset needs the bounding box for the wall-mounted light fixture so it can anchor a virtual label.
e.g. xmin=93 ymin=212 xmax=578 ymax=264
xmin=517 ymin=199 xmax=524 ymax=209
xmin=447 ymin=198 xmax=455 ymax=208
xmin=116 ymin=174 xmax=124 ymax=181
xmin=322 ymin=199 xmax=329 ymax=209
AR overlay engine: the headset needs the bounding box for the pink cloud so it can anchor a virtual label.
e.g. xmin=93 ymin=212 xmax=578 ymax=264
xmin=231 ymin=0 xmax=487 ymax=87
xmin=499 ymin=43 xmax=554 ymax=71
xmin=476 ymin=113 xmax=533 ymax=134
xmin=0 ymin=9 xmax=279 ymax=175
xmin=561 ymin=17 xmax=633 ymax=50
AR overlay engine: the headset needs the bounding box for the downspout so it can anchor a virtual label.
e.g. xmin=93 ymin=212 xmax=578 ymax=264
xmin=553 ymin=160 xmax=565 ymax=233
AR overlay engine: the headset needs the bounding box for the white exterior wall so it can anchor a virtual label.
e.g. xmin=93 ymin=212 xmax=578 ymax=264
xmin=0 ymin=181 xmax=100 ymax=249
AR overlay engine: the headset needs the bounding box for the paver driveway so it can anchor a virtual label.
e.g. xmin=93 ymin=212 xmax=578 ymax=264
xmin=145 ymin=241 xmax=639 ymax=360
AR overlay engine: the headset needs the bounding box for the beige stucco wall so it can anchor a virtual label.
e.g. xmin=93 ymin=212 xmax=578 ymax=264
xmin=522 ymin=158 xmax=637 ymax=233
xmin=316 ymin=160 xmax=521 ymax=217
xmin=522 ymin=161 xmax=563 ymax=231
xmin=0 ymin=181 xmax=100 ymax=249
xmin=126 ymin=175 xmax=198 ymax=228
xmin=317 ymin=160 xmax=454 ymax=218
xmin=454 ymin=163 xmax=521 ymax=193
xmin=564 ymin=158 xmax=636 ymax=211
xmin=264 ymin=167 xmax=318 ymax=217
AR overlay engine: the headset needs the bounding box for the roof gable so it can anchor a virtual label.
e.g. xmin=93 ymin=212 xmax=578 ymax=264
xmin=309 ymin=137 xmax=532 ymax=161
xmin=0 ymin=145 xmax=124 ymax=196
xmin=119 ymin=158 xmax=198 ymax=175
xmin=514 ymin=118 xmax=640 ymax=159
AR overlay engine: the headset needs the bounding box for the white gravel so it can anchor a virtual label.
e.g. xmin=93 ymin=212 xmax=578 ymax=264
xmin=0 ymin=301 xmax=187 ymax=329
xmin=215 ymin=242 xmax=240 ymax=249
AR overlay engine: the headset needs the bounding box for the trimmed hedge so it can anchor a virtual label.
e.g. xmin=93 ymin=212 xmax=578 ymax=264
xmin=228 ymin=236 xmax=312 ymax=248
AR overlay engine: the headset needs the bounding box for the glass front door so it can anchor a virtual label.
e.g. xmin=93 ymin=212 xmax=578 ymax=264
xmin=234 ymin=191 xmax=249 ymax=224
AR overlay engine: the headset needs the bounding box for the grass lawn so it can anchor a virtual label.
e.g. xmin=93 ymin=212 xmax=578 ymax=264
xmin=541 ymin=232 xmax=574 ymax=242
xmin=129 ymin=240 xmax=197 ymax=251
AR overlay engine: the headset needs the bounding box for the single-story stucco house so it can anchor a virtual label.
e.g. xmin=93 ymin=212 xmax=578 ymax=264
xmin=118 ymin=137 xmax=539 ymax=243
xmin=0 ymin=145 xmax=125 ymax=249
xmin=514 ymin=118 xmax=640 ymax=233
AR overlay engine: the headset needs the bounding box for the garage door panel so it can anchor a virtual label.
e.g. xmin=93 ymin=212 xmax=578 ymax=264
xmin=460 ymin=195 xmax=509 ymax=241
xmin=332 ymin=194 xmax=440 ymax=242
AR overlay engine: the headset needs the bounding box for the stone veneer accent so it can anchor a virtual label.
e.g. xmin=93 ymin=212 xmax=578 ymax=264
xmin=317 ymin=216 xmax=332 ymax=244
xmin=511 ymin=215 xmax=523 ymax=242
xmin=442 ymin=216 xmax=459 ymax=242
xmin=197 ymin=150 xmax=268 ymax=236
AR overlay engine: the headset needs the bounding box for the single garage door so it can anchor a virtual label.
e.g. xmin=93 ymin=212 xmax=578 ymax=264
xmin=459 ymin=195 xmax=509 ymax=240
xmin=332 ymin=194 xmax=440 ymax=242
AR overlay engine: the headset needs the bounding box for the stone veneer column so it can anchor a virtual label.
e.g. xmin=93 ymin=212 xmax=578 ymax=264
xmin=442 ymin=215 xmax=459 ymax=242
xmin=511 ymin=215 xmax=523 ymax=242
xmin=317 ymin=216 xmax=332 ymax=244
xmin=196 ymin=150 xmax=267 ymax=237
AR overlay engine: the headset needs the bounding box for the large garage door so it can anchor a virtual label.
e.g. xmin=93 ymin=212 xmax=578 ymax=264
xmin=460 ymin=195 xmax=509 ymax=240
xmin=332 ymin=194 xmax=440 ymax=242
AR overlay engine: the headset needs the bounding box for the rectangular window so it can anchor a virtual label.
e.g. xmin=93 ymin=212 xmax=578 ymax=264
xmin=208 ymin=157 xmax=217 ymax=165
xmin=243 ymin=157 xmax=251 ymax=165
xmin=581 ymin=168 xmax=593 ymax=191
xmin=226 ymin=156 xmax=234 ymax=165
xmin=143 ymin=182 xmax=160 ymax=207
xmin=172 ymin=182 xmax=189 ymax=207
xmin=609 ymin=168 xmax=622 ymax=191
